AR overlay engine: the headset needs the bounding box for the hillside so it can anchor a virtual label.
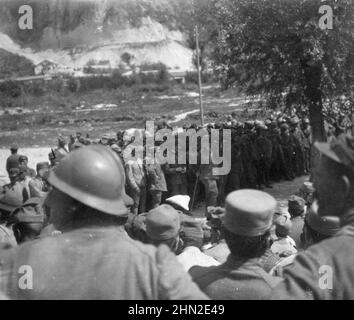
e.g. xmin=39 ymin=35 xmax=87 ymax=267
xmin=0 ymin=0 xmax=202 ymax=73
xmin=0 ymin=49 xmax=35 ymax=78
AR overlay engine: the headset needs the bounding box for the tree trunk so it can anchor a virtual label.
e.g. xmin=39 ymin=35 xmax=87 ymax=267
xmin=302 ymin=60 xmax=326 ymax=180
xmin=302 ymin=61 xmax=326 ymax=142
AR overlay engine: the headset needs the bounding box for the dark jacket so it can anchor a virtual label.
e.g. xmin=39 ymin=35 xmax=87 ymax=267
xmin=6 ymin=154 xmax=21 ymax=173
xmin=190 ymin=254 xmax=282 ymax=300
xmin=0 ymin=226 xmax=208 ymax=300
xmin=272 ymin=212 xmax=354 ymax=300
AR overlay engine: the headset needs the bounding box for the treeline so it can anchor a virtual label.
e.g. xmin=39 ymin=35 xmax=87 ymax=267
xmin=0 ymin=67 xmax=215 ymax=100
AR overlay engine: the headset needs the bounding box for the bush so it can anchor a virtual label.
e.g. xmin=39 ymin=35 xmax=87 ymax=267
xmin=0 ymin=80 xmax=22 ymax=98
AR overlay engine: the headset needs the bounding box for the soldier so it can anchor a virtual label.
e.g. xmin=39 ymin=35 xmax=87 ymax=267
xmin=10 ymin=197 xmax=46 ymax=244
xmin=48 ymin=149 xmax=66 ymax=168
xmin=240 ymin=121 xmax=258 ymax=188
xmin=0 ymin=145 xmax=208 ymax=300
xmin=164 ymin=162 xmax=188 ymax=197
xmin=56 ymin=135 xmax=69 ymax=156
xmin=268 ymin=121 xmax=287 ymax=182
xmin=300 ymin=201 xmax=340 ymax=250
xmin=289 ymin=117 xmax=305 ymax=176
xmin=145 ymin=204 xmax=184 ymax=254
xmin=288 ymin=195 xmax=306 ymax=250
xmin=190 ymin=190 xmax=282 ymax=299
xmin=227 ymin=124 xmax=243 ymax=193
xmin=6 ymin=145 xmax=21 ymax=175
xmin=29 ymin=162 xmax=50 ymax=199
xmin=125 ymin=155 xmax=147 ymax=215
xmin=145 ymin=155 xmax=167 ymax=210
xmin=279 ymin=123 xmax=295 ymax=180
xmin=198 ymin=158 xmax=219 ymax=219
xmin=0 ymin=189 xmax=21 ymax=248
xmin=271 ymin=215 xmax=297 ymax=257
xmin=272 ymin=134 xmax=354 ymax=299
xmin=2 ymin=168 xmax=28 ymax=204
xmin=255 ymin=124 xmax=273 ymax=189
xmin=302 ymin=118 xmax=312 ymax=174
xmin=18 ymin=155 xmax=36 ymax=178
xmin=68 ymin=134 xmax=76 ymax=152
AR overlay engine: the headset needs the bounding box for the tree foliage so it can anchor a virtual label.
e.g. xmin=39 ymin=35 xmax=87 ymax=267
xmin=213 ymin=0 xmax=354 ymax=141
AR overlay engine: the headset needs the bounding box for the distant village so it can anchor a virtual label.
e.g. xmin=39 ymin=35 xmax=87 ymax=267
xmin=0 ymin=57 xmax=190 ymax=85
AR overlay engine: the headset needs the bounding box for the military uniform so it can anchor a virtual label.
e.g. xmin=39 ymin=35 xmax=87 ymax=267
xmin=29 ymin=177 xmax=48 ymax=199
xmin=190 ymin=254 xmax=281 ymax=300
xmin=164 ymin=163 xmax=187 ymax=197
xmin=145 ymin=162 xmax=167 ymax=209
xmin=0 ymin=226 xmax=208 ymax=300
xmin=272 ymin=217 xmax=354 ymax=299
xmin=6 ymin=154 xmax=20 ymax=174
xmin=125 ymin=160 xmax=147 ymax=215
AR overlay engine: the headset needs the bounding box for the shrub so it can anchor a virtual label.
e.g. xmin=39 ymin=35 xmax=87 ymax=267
xmin=0 ymin=80 xmax=22 ymax=98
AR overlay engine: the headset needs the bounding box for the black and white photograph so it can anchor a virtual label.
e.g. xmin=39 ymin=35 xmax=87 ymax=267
xmin=0 ymin=0 xmax=353 ymax=302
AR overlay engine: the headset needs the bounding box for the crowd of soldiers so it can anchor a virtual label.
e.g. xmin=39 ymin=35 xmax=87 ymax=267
xmin=40 ymin=113 xmax=313 ymax=216
xmin=0 ymin=111 xmax=354 ymax=299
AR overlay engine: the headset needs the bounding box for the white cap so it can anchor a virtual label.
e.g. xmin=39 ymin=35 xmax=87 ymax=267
xmin=166 ymin=195 xmax=190 ymax=211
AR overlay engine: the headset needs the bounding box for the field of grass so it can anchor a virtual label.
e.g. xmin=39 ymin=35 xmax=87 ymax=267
xmin=0 ymin=83 xmax=264 ymax=148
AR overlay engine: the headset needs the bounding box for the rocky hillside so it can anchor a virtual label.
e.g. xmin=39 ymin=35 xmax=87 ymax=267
xmin=0 ymin=0 xmax=202 ymax=72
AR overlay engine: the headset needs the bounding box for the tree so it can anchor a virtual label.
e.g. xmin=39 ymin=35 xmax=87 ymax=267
xmin=213 ymin=0 xmax=354 ymax=142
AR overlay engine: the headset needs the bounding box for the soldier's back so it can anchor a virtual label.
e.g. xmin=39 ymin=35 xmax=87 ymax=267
xmin=0 ymin=226 xmax=207 ymax=300
xmin=190 ymin=254 xmax=281 ymax=300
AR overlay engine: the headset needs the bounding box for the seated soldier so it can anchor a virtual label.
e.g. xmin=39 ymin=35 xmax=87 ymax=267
xmin=18 ymin=156 xmax=36 ymax=178
xmin=190 ymin=190 xmax=282 ymax=299
xmin=144 ymin=204 xmax=219 ymax=270
xmin=10 ymin=198 xmax=46 ymax=244
xmin=29 ymin=162 xmax=50 ymax=199
xmin=272 ymin=134 xmax=354 ymax=299
xmin=271 ymin=215 xmax=297 ymax=257
xmin=0 ymin=188 xmax=22 ymax=248
xmin=300 ymin=201 xmax=340 ymax=250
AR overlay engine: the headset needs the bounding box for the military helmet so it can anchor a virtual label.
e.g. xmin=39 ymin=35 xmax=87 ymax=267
xmin=48 ymin=145 xmax=131 ymax=217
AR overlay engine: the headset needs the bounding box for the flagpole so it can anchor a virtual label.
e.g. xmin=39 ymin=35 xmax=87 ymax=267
xmin=194 ymin=4 xmax=204 ymax=127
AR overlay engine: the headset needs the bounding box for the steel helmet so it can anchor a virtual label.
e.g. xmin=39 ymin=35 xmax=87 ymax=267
xmin=48 ymin=145 xmax=131 ymax=217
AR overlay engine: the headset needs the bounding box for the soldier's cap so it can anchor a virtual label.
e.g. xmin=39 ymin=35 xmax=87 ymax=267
xmin=274 ymin=215 xmax=292 ymax=237
xmin=166 ymin=195 xmax=190 ymax=211
xmin=224 ymin=189 xmax=277 ymax=237
xmin=305 ymin=201 xmax=340 ymax=236
xmin=10 ymin=197 xmax=45 ymax=224
xmin=145 ymin=204 xmax=181 ymax=241
xmin=36 ymin=162 xmax=50 ymax=171
xmin=314 ymin=134 xmax=354 ymax=173
xmin=0 ymin=189 xmax=23 ymax=213
xmin=10 ymin=145 xmax=18 ymax=151
xmin=19 ymin=155 xmax=28 ymax=162
xmin=288 ymin=195 xmax=306 ymax=215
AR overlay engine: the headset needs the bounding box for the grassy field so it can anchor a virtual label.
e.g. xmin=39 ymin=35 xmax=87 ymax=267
xmin=0 ymin=83 xmax=264 ymax=148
